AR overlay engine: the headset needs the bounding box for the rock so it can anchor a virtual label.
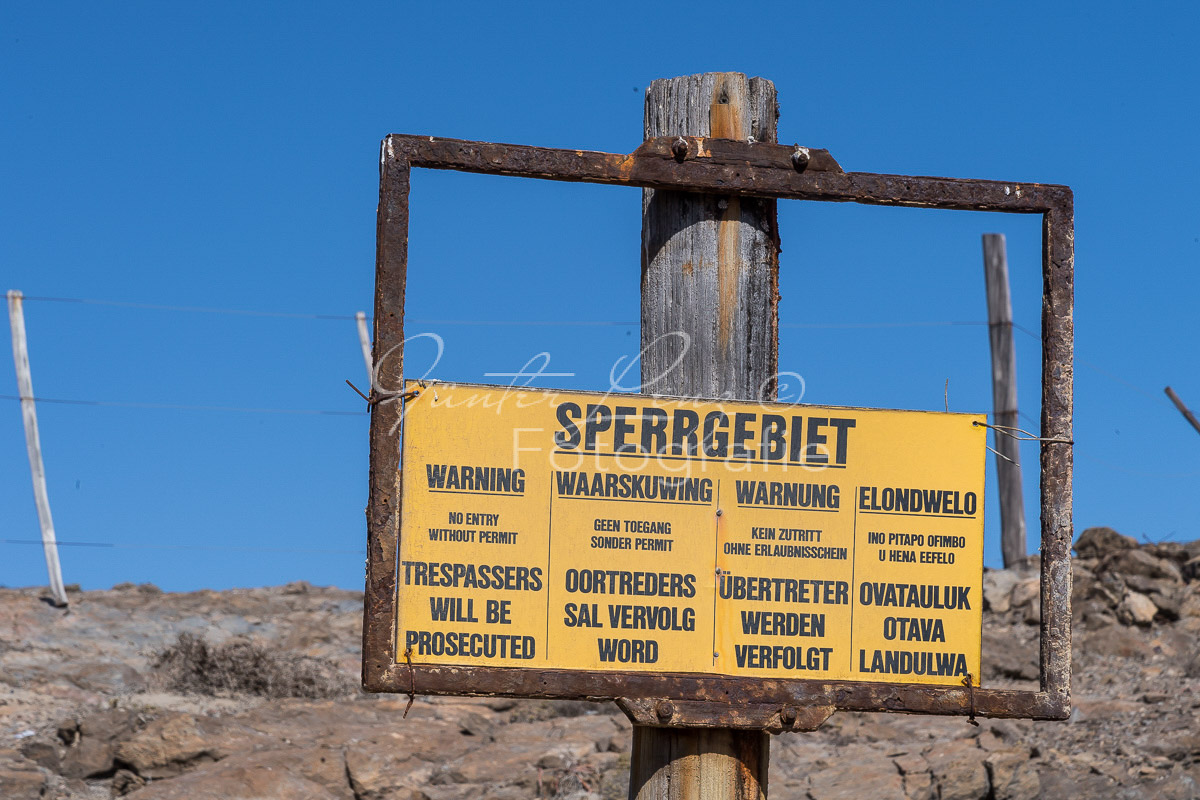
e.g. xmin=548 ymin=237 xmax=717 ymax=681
xmin=1138 ymin=772 xmax=1200 ymax=800
xmin=597 ymin=759 xmax=629 ymax=800
xmin=536 ymin=752 xmax=568 ymax=770
xmin=123 ymin=747 xmax=351 ymax=800
xmin=0 ymin=767 xmax=47 ymax=800
xmin=62 ymin=660 xmax=146 ymax=693
xmin=1034 ymin=768 xmax=1117 ymax=798
xmin=1022 ymin=594 xmax=1041 ymax=625
xmin=1009 ymin=579 xmax=1038 ymax=610
xmin=17 ymin=739 xmax=58 ymax=772
xmin=1070 ymin=566 xmax=1098 ymax=606
xmin=58 ymin=708 xmax=139 ymax=779
xmin=1070 ymin=697 xmax=1143 ymax=721
xmin=1118 ymin=591 xmax=1158 ymax=626
xmin=1149 ymin=586 xmax=1184 ymax=620
xmin=1183 ymin=556 xmax=1200 ymax=583
xmin=981 ymin=628 xmax=1037 ymax=682
xmin=1074 ymin=598 xmax=1117 ymax=627
xmin=113 ymin=768 xmax=147 ymax=796
xmin=345 ymin=741 xmax=418 ymax=799
xmin=982 ymin=570 xmax=1020 ymax=614
xmin=1181 ymin=587 xmax=1200 ymax=619
xmin=1074 ymin=526 xmax=1137 ymax=559
xmin=1082 ymin=623 xmax=1151 ymax=657
xmin=485 ymin=698 xmax=517 ymax=712
xmin=454 ymin=711 xmax=496 ymax=740
xmin=115 ymin=712 xmax=262 ymax=779
xmin=807 ymin=748 xmax=906 ymax=800
xmin=1143 ymin=730 xmax=1200 ymax=761
xmin=13 ymin=542 xmax=1200 ymax=800
xmin=923 ymin=740 xmax=989 ymax=800
xmin=892 ymin=752 xmax=933 ymax=800
xmin=1145 ymin=541 xmax=1190 ymax=563
xmin=1104 ymin=549 xmax=1184 ymax=583
xmin=984 ymin=749 xmax=1039 ymax=800
xmin=428 ymin=765 xmax=469 ymax=786
xmin=429 ymin=717 xmax=601 ymax=790
xmin=1124 ymin=573 xmax=1178 ymax=596
xmin=1183 ymin=646 xmax=1200 ymax=679
xmin=1095 ymin=570 xmax=1128 ymax=604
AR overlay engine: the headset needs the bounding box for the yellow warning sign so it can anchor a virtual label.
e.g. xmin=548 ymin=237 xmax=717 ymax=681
xmin=396 ymin=383 xmax=986 ymax=686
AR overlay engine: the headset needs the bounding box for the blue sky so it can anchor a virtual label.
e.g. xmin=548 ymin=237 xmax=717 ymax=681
xmin=3 ymin=2 xmax=1198 ymax=591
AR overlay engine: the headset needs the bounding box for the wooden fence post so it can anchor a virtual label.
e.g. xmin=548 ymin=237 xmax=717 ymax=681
xmin=1164 ymin=386 xmax=1200 ymax=436
xmin=981 ymin=234 xmax=1027 ymax=567
xmin=7 ymin=290 xmax=69 ymax=607
xmin=632 ymin=71 xmax=778 ymax=800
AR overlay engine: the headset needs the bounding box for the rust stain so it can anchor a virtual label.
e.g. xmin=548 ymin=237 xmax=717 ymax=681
xmin=711 ymin=73 xmax=746 ymax=357
xmin=681 ymin=260 xmax=693 ymax=277
xmin=615 ymin=154 xmax=634 ymax=181
xmin=710 ymin=73 xmax=745 ymax=139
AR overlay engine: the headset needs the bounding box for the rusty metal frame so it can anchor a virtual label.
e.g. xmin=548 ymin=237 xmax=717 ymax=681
xmin=364 ymin=134 xmax=1073 ymax=728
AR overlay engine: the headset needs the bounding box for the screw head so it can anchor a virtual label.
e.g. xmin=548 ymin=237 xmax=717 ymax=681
xmin=671 ymin=137 xmax=689 ymax=162
xmin=655 ymin=700 xmax=675 ymax=721
xmin=791 ymin=146 xmax=811 ymax=173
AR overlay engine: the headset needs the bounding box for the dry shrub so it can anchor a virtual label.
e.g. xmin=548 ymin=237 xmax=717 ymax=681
xmin=153 ymin=632 xmax=353 ymax=699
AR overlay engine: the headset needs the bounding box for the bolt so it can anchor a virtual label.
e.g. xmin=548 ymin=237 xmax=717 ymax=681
xmin=781 ymin=705 xmax=798 ymax=725
xmin=671 ymin=137 xmax=689 ymax=162
xmin=655 ymin=700 xmax=675 ymax=721
xmin=791 ymin=146 xmax=811 ymax=173
xmin=716 ymin=508 xmax=723 ymax=517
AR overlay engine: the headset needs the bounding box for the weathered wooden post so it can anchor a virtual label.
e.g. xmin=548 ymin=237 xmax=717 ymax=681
xmin=632 ymin=71 xmax=777 ymax=800
xmin=7 ymin=290 xmax=69 ymax=608
xmin=981 ymin=234 xmax=1027 ymax=567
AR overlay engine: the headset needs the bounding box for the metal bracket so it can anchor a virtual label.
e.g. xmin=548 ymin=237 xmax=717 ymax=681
xmin=363 ymin=133 xmax=1074 ymax=725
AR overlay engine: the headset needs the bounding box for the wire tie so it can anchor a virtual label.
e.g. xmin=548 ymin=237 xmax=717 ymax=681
xmin=348 ymin=379 xmax=409 ymax=409
xmin=972 ymin=420 xmax=1073 ymax=445
xmin=963 ymin=673 xmax=979 ymax=726
xmin=403 ymin=646 xmax=416 ymax=718
xmin=984 ymin=444 xmax=1018 ymax=465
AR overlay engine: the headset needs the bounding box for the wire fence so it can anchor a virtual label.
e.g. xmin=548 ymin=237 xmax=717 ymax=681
xmin=1 ymin=538 xmax=364 ymax=554
xmin=4 ymin=291 xmax=1196 ymax=566
xmin=0 ymin=394 xmax=365 ymax=417
xmin=6 ymin=293 xmax=1178 ymax=414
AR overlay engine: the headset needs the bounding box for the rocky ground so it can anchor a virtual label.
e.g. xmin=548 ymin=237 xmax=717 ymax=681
xmin=2 ymin=526 xmax=1199 ymax=800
